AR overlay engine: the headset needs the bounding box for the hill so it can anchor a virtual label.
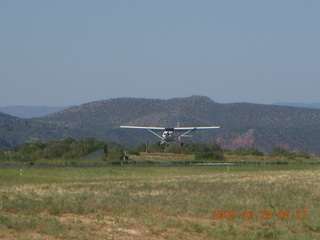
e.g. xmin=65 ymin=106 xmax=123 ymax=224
xmin=0 ymin=111 xmax=72 ymax=148
xmin=273 ymin=102 xmax=320 ymax=109
xmin=1 ymin=96 xmax=320 ymax=155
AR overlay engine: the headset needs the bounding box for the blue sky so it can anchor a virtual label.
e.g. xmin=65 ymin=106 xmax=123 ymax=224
xmin=1 ymin=0 xmax=319 ymax=106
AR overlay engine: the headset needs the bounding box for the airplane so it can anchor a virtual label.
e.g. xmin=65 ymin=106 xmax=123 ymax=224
xmin=120 ymin=125 xmax=220 ymax=146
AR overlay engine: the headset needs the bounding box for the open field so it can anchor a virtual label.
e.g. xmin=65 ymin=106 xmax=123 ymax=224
xmin=0 ymin=165 xmax=319 ymax=239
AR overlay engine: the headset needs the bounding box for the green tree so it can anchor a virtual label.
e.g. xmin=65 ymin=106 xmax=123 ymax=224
xmin=104 ymin=142 xmax=125 ymax=160
xmin=42 ymin=141 xmax=69 ymax=159
xmin=295 ymin=152 xmax=310 ymax=159
xmin=0 ymin=148 xmax=7 ymax=160
xmin=194 ymin=141 xmax=225 ymax=161
xmin=269 ymin=146 xmax=288 ymax=157
xmin=137 ymin=142 xmax=147 ymax=152
xmin=13 ymin=141 xmax=46 ymax=161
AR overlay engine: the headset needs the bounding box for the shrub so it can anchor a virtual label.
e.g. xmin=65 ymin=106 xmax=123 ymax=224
xmin=233 ymin=147 xmax=264 ymax=156
xmin=195 ymin=151 xmax=225 ymax=161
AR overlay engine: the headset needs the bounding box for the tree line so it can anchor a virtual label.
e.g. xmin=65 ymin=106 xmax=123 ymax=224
xmin=225 ymin=146 xmax=310 ymax=159
xmin=0 ymin=138 xmax=128 ymax=162
xmin=0 ymin=137 xmax=311 ymax=162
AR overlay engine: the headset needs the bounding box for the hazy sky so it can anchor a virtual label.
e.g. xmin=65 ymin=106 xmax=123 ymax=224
xmin=1 ymin=1 xmax=320 ymax=106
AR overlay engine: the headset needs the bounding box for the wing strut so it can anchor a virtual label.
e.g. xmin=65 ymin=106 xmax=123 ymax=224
xmin=178 ymin=129 xmax=193 ymax=138
xmin=148 ymin=129 xmax=165 ymax=140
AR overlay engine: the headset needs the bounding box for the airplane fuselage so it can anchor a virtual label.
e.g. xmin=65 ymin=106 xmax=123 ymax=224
xmin=162 ymin=130 xmax=175 ymax=142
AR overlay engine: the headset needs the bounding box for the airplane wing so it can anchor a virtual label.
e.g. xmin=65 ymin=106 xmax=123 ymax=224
xmin=120 ymin=126 xmax=220 ymax=131
xmin=120 ymin=126 xmax=165 ymax=131
xmin=174 ymin=126 xmax=220 ymax=131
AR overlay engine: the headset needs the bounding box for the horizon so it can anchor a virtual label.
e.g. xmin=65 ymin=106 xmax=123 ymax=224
xmin=2 ymin=95 xmax=320 ymax=108
xmin=1 ymin=95 xmax=320 ymax=111
xmin=1 ymin=95 xmax=320 ymax=108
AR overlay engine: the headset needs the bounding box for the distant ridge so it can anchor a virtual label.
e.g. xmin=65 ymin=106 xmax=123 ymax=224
xmin=273 ymin=102 xmax=320 ymax=109
xmin=1 ymin=96 xmax=320 ymax=155
xmin=0 ymin=106 xmax=71 ymax=118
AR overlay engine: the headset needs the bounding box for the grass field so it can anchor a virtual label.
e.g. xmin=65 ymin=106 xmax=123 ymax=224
xmin=0 ymin=164 xmax=319 ymax=239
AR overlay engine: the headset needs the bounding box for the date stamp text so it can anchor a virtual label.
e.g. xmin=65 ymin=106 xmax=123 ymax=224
xmin=212 ymin=210 xmax=307 ymax=220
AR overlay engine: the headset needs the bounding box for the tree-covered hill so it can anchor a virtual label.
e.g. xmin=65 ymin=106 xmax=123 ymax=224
xmin=1 ymin=96 xmax=320 ymax=155
xmin=0 ymin=111 xmax=72 ymax=148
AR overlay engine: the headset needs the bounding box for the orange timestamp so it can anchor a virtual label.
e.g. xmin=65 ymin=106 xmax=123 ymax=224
xmin=212 ymin=210 xmax=307 ymax=220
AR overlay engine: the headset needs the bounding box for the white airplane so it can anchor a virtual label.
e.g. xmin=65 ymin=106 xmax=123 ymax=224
xmin=120 ymin=125 xmax=220 ymax=146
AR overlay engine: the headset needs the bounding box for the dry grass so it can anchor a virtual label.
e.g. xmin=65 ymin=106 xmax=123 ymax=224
xmin=128 ymin=152 xmax=320 ymax=164
xmin=0 ymin=165 xmax=319 ymax=239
